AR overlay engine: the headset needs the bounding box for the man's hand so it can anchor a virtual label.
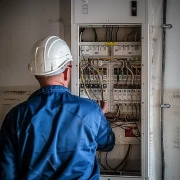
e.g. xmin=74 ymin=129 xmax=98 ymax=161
xmin=97 ymin=100 xmax=107 ymax=114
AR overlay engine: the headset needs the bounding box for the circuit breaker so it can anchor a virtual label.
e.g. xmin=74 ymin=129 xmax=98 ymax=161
xmin=71 ymin=0 xmax=148 ymax=179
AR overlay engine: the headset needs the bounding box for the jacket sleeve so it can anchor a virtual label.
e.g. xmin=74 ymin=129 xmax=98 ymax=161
xmin=96 ymin=109 xmax=115 ymax=152
xmin=0 ymin=112 xmax=18 ymax=180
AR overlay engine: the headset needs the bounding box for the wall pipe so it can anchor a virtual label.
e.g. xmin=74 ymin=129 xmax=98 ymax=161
xmin=161 ymin=0 xmax=167 ymax=179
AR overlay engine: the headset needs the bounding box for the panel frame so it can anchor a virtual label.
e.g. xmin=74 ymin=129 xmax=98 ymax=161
xmin=71 ymin=22 xmax=149 ymax=179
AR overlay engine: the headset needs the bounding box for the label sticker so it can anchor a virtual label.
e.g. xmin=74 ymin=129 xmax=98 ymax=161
xmin=82 ymin=4 xmax=88 ymax=14
xmin=104 ymin=42 xmax=117 ymax=46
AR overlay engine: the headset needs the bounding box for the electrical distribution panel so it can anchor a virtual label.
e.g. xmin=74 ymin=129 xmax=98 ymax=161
xmin=71 ymin=0 xmax=149 ymax=178
xmin=77 ymin=25 xmax=142 ymax=176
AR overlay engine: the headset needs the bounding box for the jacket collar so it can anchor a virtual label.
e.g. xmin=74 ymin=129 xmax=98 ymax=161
xmin=28 ymin=85 xmax=70 ymax=99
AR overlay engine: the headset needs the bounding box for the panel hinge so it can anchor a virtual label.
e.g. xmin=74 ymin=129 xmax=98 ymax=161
xmin=162 ymin=24 xmax=173 ymax=29
xmin=160 ymin=104 xmax=171 ymax=108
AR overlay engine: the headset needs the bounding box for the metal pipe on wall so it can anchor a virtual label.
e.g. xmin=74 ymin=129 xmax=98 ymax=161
xmin=161 ymin=0 xmax=167 ymax=179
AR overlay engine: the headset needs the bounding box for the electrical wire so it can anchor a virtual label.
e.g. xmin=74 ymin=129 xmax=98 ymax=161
xmin=80 ymin=58 xmax=105 ymax=102
xmin=124 ymin=33 xmax=129 ymax=42
xmin=124 ymin=30 xmax=138 ymax=42
xmin=105 ymin=152 xmax=116 ymax=172
xmin=80 ymin=68 xmax=91 ymax=99
xmin=125 ymin=62 xmax=134 ymax=85
xmin=79 ymin=28 xmax=85 ymax=42
xmin=113 ymin=104 xmax=121 ymax=122
xmin=89 ymin=84 xmax=99 ymax=100
xmin=97 ymin=152 xmax=107 ymax=170
xmin=110 ymin=27 xmax=113 ymax=41
xmin=106 ymin=27 xmax=108 ymax=42
xmin=87 ymin=66 xmax=99 ymax=100
xmin=79 ymin=28 xmax=99 ymax=42
xmin=128 ymin=62 xmax=141 ymax=134
xmin=115 ymin=27 xmax=119 ymax=41
xmin=129 ymin=63 xmax=140 ymax=88
xmin=108 ymin=27 xmax=111 ymax=42
xmin=115 ymin=59 xmax=124 ymax=85
xmin=125 ymin=113 xmax=129 ymax=123
xmin=114 ymin=144 xmax=131 ymax=170
xmin=92 ymin=28 xmax=98 ymax=42
xmin=90 ymin=64 xmax=104 ymax=101
xmin=132 ymin=103 xmax=141 ymax=136
xmin=105 ymin=144 xmax=132 ymax=172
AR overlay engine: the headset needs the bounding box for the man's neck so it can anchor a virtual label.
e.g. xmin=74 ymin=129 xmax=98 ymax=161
xmin=40 ymin=82 xmax=66 ymax=88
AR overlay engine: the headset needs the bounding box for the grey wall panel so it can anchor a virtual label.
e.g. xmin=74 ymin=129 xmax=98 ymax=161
xmin=72 ymin=0 xmax=146 ymax=24
xmin=163 ymin=0 xmax=180 ymax=179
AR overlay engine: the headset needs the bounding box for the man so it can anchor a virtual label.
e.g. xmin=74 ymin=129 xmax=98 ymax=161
xmin=0 ymin=36 xmax=115 ymax=179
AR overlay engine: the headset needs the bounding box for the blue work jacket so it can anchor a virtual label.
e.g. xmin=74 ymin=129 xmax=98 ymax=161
xmin=0 ymin=85 xmax=115 ymax=180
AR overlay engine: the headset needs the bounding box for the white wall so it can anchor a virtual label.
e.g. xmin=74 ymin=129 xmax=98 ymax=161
xmin=149 ymin=0 xmax=180 ymax=179
xmin=0 ymin=0 xmax=62 ymax=87
xmin=163 ymin=0 xmax=180 ymax=179
xmin=149 ymin=0 xmax=163 ymax=179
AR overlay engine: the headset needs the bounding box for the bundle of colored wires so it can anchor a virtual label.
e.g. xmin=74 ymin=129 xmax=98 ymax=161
xmin=80 ymin=59 xmax=104 ymax=101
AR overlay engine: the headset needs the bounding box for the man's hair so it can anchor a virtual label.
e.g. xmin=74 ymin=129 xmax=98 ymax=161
xmin=35 ymin=73 xmax=62 ymax=84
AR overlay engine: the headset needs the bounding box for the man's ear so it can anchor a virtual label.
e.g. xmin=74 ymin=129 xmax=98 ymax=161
xmin=63 ymin=68 xmax=69 ymax=81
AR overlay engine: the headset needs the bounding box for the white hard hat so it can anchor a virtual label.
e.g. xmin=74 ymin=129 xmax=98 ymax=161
xmin=28 ymin=36 xmax=73 ymax=76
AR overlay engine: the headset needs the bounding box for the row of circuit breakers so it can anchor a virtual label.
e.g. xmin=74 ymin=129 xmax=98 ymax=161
xmin=81 ymin=44 xmax=141 ymax=56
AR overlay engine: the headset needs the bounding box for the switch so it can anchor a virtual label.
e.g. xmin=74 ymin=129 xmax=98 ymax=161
xmin=125 ymin=127 xmax=140 ymax=137
xmin=131 ymin=1 xmax=137 ymax=16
